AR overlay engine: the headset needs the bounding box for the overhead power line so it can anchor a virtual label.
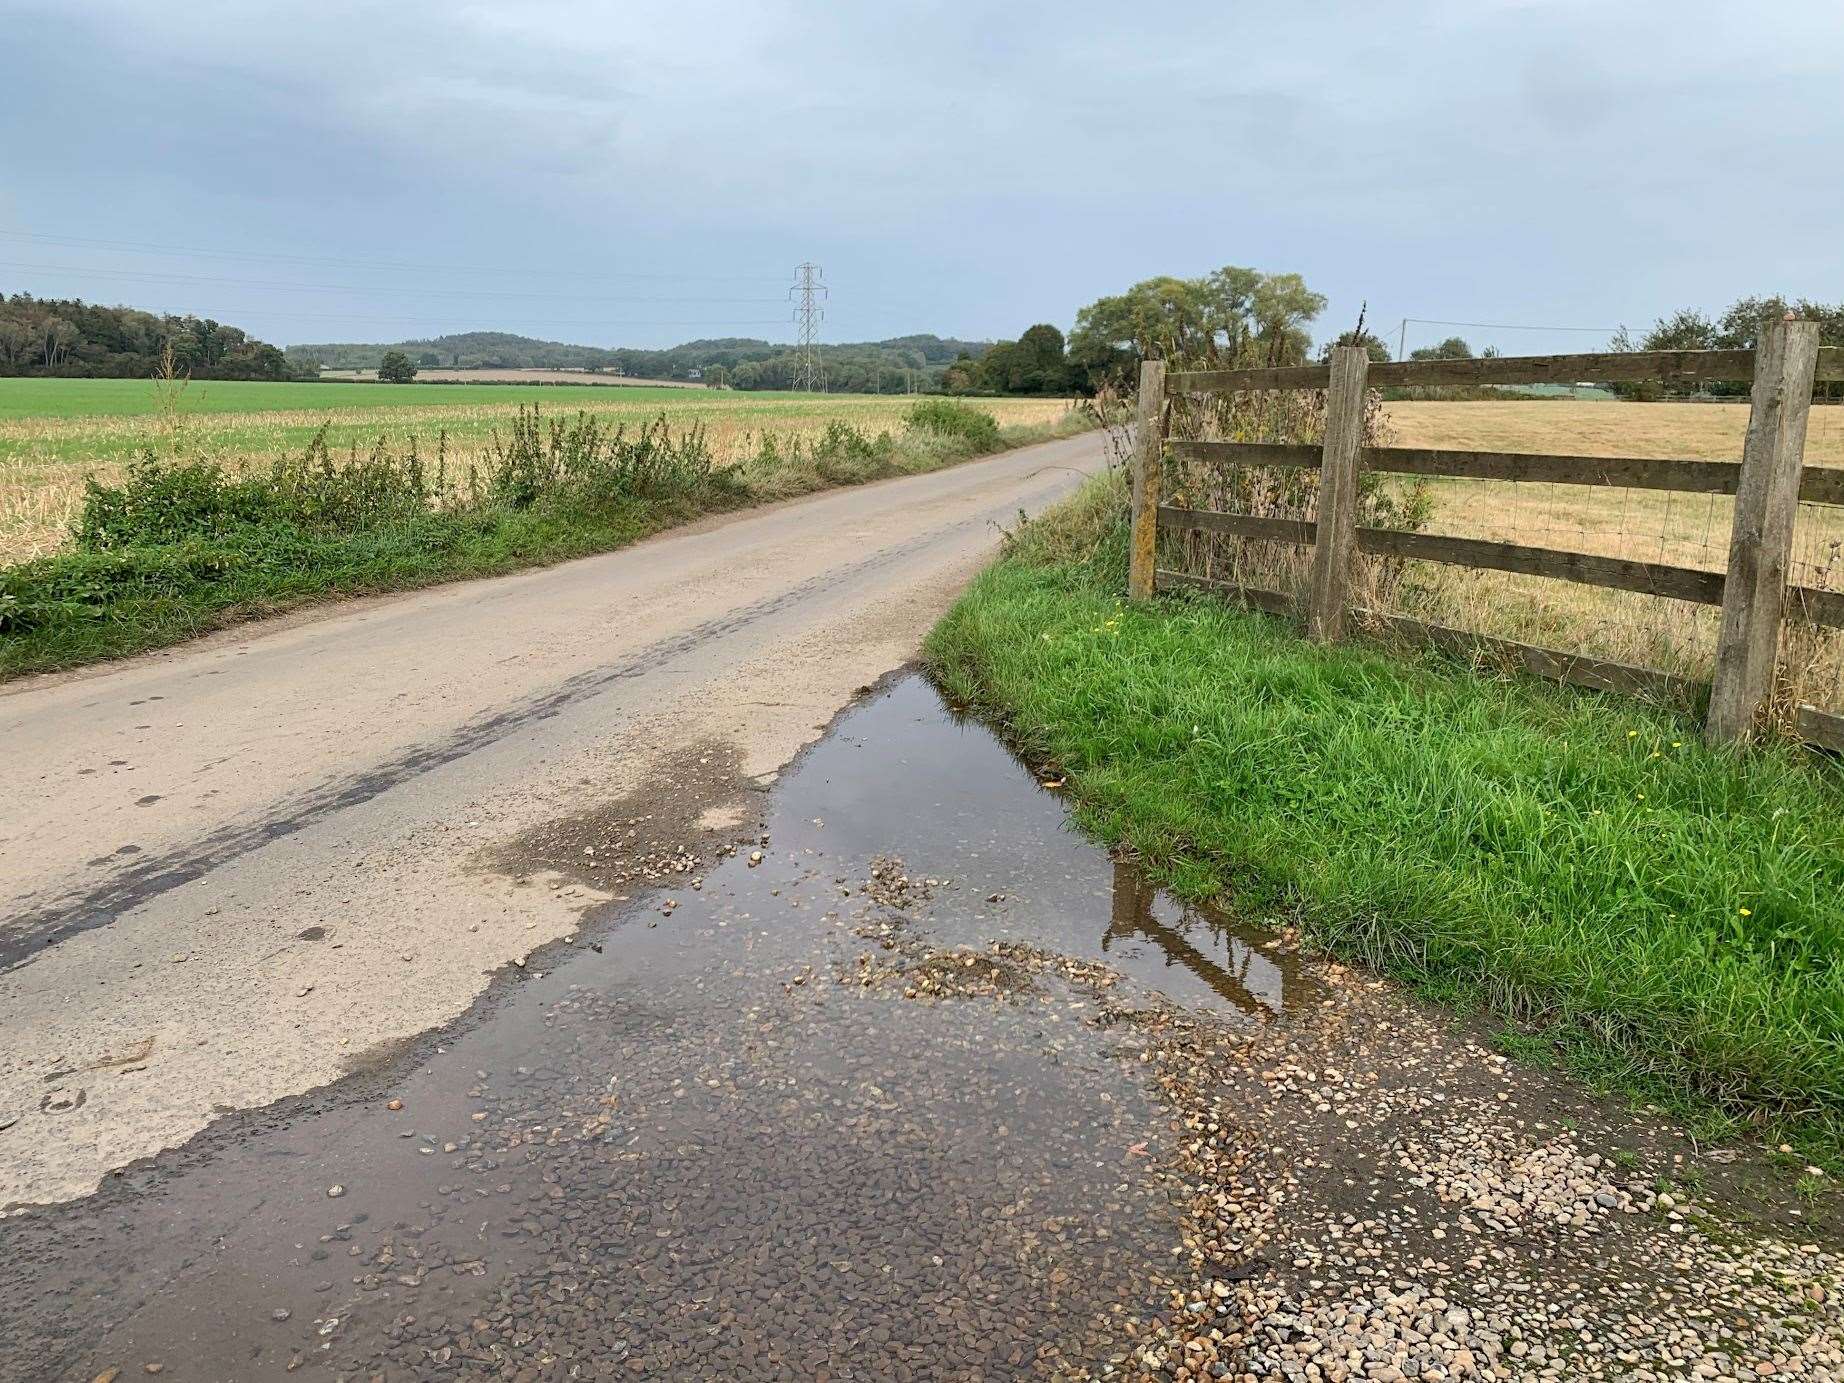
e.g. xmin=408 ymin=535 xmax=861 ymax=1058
xmin=0 ymin=229 xmax=789 ymax=285
xmin=1394 ymin=315 xmax=1621 ymax=361
xmin=1402 ymin=317 xmax=1620 ymax=333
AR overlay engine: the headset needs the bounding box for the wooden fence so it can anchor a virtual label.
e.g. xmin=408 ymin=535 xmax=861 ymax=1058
xmin=1127 ymin=320 xmax=1844 ymax=749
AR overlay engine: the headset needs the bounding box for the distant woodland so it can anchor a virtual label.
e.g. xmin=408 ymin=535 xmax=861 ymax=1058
xmin=286 ymin=332 xmax=996 ymax=393
xmin=0 ymin=293 xmax=295 ymax=379
xmin=16 ymin=277 xmax=1826 ymax=399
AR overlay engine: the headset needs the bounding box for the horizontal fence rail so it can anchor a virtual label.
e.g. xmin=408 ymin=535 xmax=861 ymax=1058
xmin=1355 ymin=529 xmax=1728 ymax=606
xmin=1157 ymin=507 xmax=1316 ymax=545
xmin=1152 ymin=569 xmax=1294 ymax=616
xmin=1168 ymin=344 xmax=1844 ymax=396
xmin=1160 ymin=504 xmax=1844 ymax=631
xmin=1797 ymin=704 xmax=1844 ymax=753
xmin=1128 ymin=324 xmax=1842 ymax=749
xmin=1147 ymin=569 xmax=1723 ymax=705
xmin=1171 ymin=439 xmax=1844 ymax=504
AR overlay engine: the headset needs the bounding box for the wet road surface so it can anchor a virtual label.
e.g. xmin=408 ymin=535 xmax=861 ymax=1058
xmin=0 ymin=430 xmax=1112 ymax=1210
xmin=4 ymin=676 xmax=1840 ymax=1381
xmin=2 ymin=676 xmax=1298 ymax=1380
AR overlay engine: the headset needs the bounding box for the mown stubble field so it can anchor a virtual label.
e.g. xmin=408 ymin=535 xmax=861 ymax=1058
xmin=0 ymin=381 xmax=1076 ymax=563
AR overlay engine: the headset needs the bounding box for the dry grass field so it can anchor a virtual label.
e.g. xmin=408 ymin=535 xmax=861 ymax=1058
xmin=1377 ymin=400 xmax=1844 ymax=710
xmin=1384 ymin=398 xmax=1844 ymax=464
xmin=0 ymin=384 xmax=1075 ymax=565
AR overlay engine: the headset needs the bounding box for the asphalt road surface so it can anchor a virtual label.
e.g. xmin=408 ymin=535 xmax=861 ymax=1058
xmin=0 ymin=431 xmax=1109 ymax=1212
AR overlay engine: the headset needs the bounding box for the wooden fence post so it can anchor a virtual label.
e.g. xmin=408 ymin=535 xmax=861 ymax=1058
xmin=1306 ymin=345 xmax=1369 ymax=641
xmin=1128 ymin=358 xmax=1167 ymax=601
xmin=1705 ymin=319 xmax=1819 ymax=747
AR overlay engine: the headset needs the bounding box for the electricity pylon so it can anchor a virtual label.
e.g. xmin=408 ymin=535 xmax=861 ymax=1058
xmin=789 ymin=262 xmax=827 ymax=393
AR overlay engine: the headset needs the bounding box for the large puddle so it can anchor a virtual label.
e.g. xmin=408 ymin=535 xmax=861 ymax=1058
xmin=1 ymin=674 xmax=1303 ymax=1380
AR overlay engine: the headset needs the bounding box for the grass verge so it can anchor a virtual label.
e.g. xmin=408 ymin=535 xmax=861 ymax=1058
xmin=925 ymin=473 xmax=1844 ymax=1165
xmin=1 ymin=401 xmax=1090 ymax=680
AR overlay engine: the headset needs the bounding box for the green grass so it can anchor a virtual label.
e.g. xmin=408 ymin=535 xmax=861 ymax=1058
xmin=0 ymin=377 xmax=721 ymax=420
xmin=926 ymin=475 xmax=1844 ymax=1161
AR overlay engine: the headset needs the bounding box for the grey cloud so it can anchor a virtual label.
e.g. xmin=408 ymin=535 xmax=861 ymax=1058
xmin=3 ymin=0 xmax=1841 ymax=351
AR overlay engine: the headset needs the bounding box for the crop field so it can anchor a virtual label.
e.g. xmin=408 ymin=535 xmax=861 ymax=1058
xmin=0 ymin=379 xmax=1075 ymax=563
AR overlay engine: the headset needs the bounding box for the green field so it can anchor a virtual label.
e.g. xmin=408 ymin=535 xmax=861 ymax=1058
xmin=0 ymin=377 xmax=715 ymax=420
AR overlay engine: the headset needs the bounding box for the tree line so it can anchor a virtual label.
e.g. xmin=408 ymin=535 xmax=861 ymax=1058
xmin=1609 ymin=295 xmax=1844 ymax=398
xmin=286 ymin=331 xmax=993 ymax=393
xmin=0 ymin=294 xmax=298 ymax=380
xmin=942 ymin=267 xmax=1333 ymax=397
xmin=1325 ymin=297 xmax=1842 ymax=400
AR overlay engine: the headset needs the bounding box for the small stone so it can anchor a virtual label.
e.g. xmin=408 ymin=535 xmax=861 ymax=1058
xmin=272 ymin=1308 xmax=291 ymax=1322
xmin=327 ymin=1185 xmax=345 ymax=1198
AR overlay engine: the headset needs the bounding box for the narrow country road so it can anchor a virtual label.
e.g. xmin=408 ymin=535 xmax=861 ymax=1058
xmin=0 ymin=431 xmax=1111 ymax=1212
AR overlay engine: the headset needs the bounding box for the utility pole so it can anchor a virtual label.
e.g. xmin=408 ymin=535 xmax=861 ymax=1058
xmin=789 ymin=262 xmax=827 ymax=393
xmin=1397 ymin=317 xmax=1408 ymax=363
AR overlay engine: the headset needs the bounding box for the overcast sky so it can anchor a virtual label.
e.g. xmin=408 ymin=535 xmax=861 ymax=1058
xmin=5 ymin=0 xmax=1842 ymax=355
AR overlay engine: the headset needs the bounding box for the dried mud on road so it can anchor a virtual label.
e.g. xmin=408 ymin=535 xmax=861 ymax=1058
xmin=2 ymin=675 xmax=1838 ymax=1381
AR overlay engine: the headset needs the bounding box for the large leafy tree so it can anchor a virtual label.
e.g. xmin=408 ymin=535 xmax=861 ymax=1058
xmin=1610 ymin=294 xmax=1844 ymax=398
xmin=377 ymin=350 xmax=418 ymax=383
xmin=1639 ymin=310 xmax=1717 ymax=352
xmin=973 ymin=323 xmax=1070 ymax=394
xmin=1067 ymin=266 xmax=1327 ymax=390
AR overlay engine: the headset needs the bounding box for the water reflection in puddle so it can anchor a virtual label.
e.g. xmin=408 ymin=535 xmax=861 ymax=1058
xmin=6 ymin=673 xmax=1302 ymax=1380
xmin=1105 ymin=862 xmax=1293 ymax=1018
xmin=796 ymin=674 xmax=1302 ymax=1019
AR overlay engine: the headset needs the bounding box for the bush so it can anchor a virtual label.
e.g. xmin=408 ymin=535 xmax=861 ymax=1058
xmin=482 ymin=407 xmax=737 ymax=511
xmin=74 ymin=431 xmax=436 ymax=548
xmin=905 ymin=399 xmax=1001 ymax=449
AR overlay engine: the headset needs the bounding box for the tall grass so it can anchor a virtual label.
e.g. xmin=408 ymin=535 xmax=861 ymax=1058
xmin=928 ymin=472 xmax=1844 ymax=1159
xmin=1 ymin=401 xmax=1091 ymax=677
xmin=0 ymin=386 xmax=1080 ymax=564
xmin=1153 ymin=347 xmax=1433 ymax=612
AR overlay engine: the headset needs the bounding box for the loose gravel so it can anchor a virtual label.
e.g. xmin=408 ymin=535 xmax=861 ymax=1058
xmin=2 ymin=675 xmax=1834 ymax=1381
